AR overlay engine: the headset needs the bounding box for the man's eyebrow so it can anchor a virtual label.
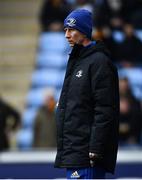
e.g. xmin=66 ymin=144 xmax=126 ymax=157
xmin=64 ymin=27 xmax=74 ymax=30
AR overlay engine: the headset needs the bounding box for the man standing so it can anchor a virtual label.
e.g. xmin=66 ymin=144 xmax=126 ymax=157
xmin=54 ymin=9 xmax=119 ymax=179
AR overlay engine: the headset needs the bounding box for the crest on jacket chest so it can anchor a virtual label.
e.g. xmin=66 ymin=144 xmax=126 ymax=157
xmin=76 ymin=70 xmax=83 ymax=78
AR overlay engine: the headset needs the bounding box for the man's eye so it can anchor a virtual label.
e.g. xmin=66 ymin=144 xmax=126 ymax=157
xmin=64 ymin=28 xmax=73 ymax=32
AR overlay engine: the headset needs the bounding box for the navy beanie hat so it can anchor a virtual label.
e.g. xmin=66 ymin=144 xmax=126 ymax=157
xmin=64 ymin=9 xmax=93 ymax=39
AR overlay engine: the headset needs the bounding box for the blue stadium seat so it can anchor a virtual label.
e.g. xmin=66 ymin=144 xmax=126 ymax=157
xmin=135 ymin=29 xmax=142 ymax=42
xmin=38 ymin=32 xmax=69 ymax=53
xmin=112 ymin=30 xmax=125 ymax=43
xmin=16 ymin=128 xmax=33 ymax=150
xmin=26 ymin=88 xmax=46 ymax=107
xmin=22 ymin=107 xmax=38 ymax=128
xmin=36 ymin=51 xmax=68 ymax=69
xmin=119 ymin=68 xmax=142 ymax=85
xmin=31 ymin=69 xmax=65 ymax=88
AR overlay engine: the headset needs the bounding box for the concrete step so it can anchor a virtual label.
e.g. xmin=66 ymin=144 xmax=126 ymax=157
xmin=0 ymin=0 xmax=43 ymax=34
xmin=0 ymin=18 xmax=39 ymax=34
xmin=0 ymin=0 xmax=43 ymax=17
xmin=0 ymin=55 xmax=36 ymax=67
xmin=0 ymin=81 xmax=31 ymax=94
xmin=0 ymin=77 xmax=30 ymax=91
xmin=0 ymin=69 xmax=33 ymax=85
xmin=0 ymin=65 xmax=34 ymax=72
xmin=0 ymin=50 xmax=37 ymax=61
xmin=0 ymin=0 xmax=43 ymax=111
xmin=0 ymin=48 xmax=37 ymax=57
xmin=0 ymin=34 xmax=38 ymax=48
xmin=0 ymin=68 xmax=32 ymax=77
xmin=0 ymin=34 xmax=38 ymax=66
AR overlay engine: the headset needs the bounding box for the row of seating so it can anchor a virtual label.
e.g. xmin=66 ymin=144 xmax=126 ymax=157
xmin=112 ymin=29 xmax=142 ymax=43
xmin=17 ymin=32 xmax=69 ymax=149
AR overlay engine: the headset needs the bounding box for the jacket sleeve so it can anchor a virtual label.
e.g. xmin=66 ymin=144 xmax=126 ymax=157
xmin=89 ymin=52 xmax=119 ymax=156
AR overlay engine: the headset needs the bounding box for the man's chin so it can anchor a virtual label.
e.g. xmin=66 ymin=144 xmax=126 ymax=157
xmin=68 ymin=42 xmax=75 ymax=47
xmin=70 ymin=44 xmax=74 ymax=47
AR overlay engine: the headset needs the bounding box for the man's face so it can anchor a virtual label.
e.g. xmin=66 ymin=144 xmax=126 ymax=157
xmin=64 ymin=28 xmax=86 ymax=47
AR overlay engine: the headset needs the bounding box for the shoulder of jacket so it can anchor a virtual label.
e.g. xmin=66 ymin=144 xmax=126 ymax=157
xmin=91 ymin=51 xmax=110 ymax=65
xmin=90 ymin=51 xmax=117 ymax=74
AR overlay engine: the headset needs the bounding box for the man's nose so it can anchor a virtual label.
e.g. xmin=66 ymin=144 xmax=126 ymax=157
xmin=65 ymin=29 xmax=70 ymax=38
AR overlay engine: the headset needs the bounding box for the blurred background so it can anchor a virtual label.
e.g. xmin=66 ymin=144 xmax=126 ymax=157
xmin=0 ymin=0 xmax=142 ymax=178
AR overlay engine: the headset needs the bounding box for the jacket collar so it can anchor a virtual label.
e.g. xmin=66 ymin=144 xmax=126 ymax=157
xmin=69 ymin=40 xmax=111 ymax=59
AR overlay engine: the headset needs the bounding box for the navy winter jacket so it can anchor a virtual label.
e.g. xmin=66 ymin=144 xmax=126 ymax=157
xmin=55 ymin=41 xmax=119 ymax=173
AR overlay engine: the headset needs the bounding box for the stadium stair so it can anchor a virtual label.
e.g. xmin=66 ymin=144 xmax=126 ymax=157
xmin=0 ymin=0 xmax=43 ymax=112
xmin=0 ymin=0 xmax=44 ymax=150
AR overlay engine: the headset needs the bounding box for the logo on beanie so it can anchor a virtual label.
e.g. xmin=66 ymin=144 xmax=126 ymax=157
xmin=66 ymin=18 xmax=76 ymax=27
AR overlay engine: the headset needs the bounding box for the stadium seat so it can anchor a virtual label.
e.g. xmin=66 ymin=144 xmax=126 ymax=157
xmin=27 ymin=88 xmax=46 ymax=107
xmin=16 ymin=128 xmax=33 ymax=150
xmin=22 ymin=107 xmax=38 ymax=128
xmin=38 ymin=32 xmax=69 ymax=53
xmin=119 ymin=67 xmax=142 ymax=85
xmin=31 ymin=69 xmax=65 ymax=88
xmin=112 ymin=30 xmax=125 ymax=43
xmin=36 ymin=51 xmax=68 ymax=69
xmin=135 ymin=29 xmax=142 ymax=42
